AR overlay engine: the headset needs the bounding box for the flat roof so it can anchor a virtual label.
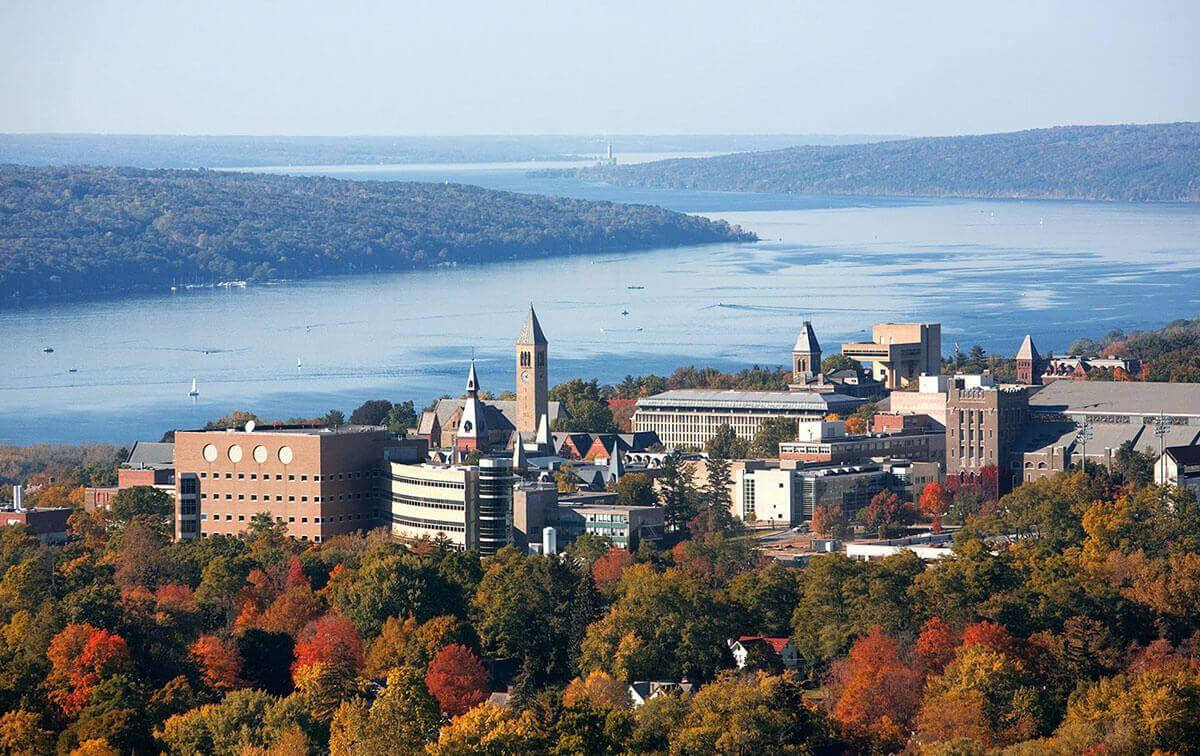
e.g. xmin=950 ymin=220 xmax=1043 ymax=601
xmin=178 ymin=424 xmax=387 ymax=436
xmin=1029 ymin=380 xmax=1200 ymax=417
xmin=636 ymin=389 xmax=860 ymax=411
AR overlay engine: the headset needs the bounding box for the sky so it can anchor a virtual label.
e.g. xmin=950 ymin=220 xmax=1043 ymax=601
xmin=1 ymin=0 xmax=1198 ymax=137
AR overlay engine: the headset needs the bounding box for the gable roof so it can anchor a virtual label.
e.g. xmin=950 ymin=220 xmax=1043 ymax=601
xmin=1167 ymin=445 xmax=1200 ymax=466
xmin=517 ymin=305 xmax=548 ymax=346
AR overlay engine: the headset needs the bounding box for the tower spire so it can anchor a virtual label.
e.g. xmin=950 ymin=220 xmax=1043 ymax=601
xmin=466 ymin=358 xmax=480 ymax=395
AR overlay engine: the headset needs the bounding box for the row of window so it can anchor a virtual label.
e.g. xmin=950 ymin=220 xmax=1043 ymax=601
xmin=199 ymin=491 xmax=372 ymax=503
xmin=390 ymin=514 xmax=465 ymax=534
xmin=390 ymin=493 xmax=466 ymax=511
xmin=390 ymin=474 xmax=465 ymax=489
xmin=200 ymin=512 xmax=373 ymax=524
xmin=197 ymin=470 xmax=373 ymax=481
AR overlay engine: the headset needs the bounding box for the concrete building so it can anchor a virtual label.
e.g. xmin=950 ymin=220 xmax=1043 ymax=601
xmin=513 ymin=484 xmax=664 ymax=552
xmin=388 ymin=456 xmax=514 ymax=555
xmin=173 ymin=424 xmax=395 ymax=542
xmin=729 ymin=461 xmax=895 ymax=525
xmin=841 ymin=323 xmax=942 ymax=390
xmin=944 ymin=379 xmax=1029 ymax=491
xmin=633 ymin=389 xmax=862 ymax=449
xmin=778 ymin=417 xmax=944 ymax=465
xmin=1013 ymin=380 xmax=1200 ymax=484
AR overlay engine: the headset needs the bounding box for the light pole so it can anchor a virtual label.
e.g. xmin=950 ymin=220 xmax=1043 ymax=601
xmin=1154 ymin=411 xmax=1169 ymax=485
xmin=1076 ymin=418 xmax=1092 ymax=473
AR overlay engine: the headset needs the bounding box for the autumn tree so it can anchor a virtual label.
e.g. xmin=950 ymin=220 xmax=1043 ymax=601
xmin=328 ymin=666 xmax=442 ymax=755
xmin=827 ymin=626 xmax=922 ymax=750
xmin=364 ymin=615 xmax=471 ymax=679
xmin=859 ymin=489 xmax=914 ymax=538
xmin=292 ymin=615 xmax=365 ymax=685
xmin=609 ymin=472 xmax=657 ymax=507
xmin=591 ymin=547 xmax=633 ymax=595
xmin=425 ymin=703 xmax=545 ymax=755
xmin=424 ymin=643 xmax=489 ymax=717
xmin=915 ymin=616 xmax=959 ymax=677
xmin=811 ymin=504 xmax=850 ymax=539
xmin=190 ymin=634 xmax=244 ymax=692
xmin=561 ymin=670 xmax=630 ymax=711
xmin=673 ymin=672 xmax=827 ymax=754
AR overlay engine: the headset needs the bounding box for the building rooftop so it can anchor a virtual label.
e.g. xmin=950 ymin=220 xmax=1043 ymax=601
xmin=125 ymin=441 xmax=174 ymax=469
xmin=1016 ymin=334 xmax=1041 ymax=361
xmin=1028 ymin=380 xmax=1200 ymax=417
xmin=1167 ymin=445 xmax=1200 ymax=466
xmin=517 ymin=305 xmax=548 ymax=346
xmin=1019 ymin=420 xmax=1200 ymax=458
xmin=180 ymin=424 xmax=387 ymax=436
xmin=636 ymin=389 xmax=860 ymax=411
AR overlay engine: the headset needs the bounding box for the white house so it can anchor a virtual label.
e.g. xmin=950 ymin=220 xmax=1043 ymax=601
xmin=628 ymin=680 xmax=695 ymax=708
xmin=727 ymin=636 xmax=799 ymax=671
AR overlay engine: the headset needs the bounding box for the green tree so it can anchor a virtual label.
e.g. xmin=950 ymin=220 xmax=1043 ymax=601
xmin=704 ymin=424 xmax=747 ymax=460
xmin=328 ymin=666 xmax=442 ymax=754
xmin=821 ymin=353 xmax=863 ymax=378
xmin=698 ymin=456 xmax=736 ymax=533
xmin=110 ymin=486 xmax=173 ymax=526
xmin=549 ymin=379 xmax=616 ymax=433
xmin=385 ymin=401 xmax=418 ymax=434
xmin=349 ymin=400 xmax=392 ymax=426
xmin=324 ymin=410 xmax=346 ymax=428
xmin=656 ymin=452 xmax=697 ymax=533
xmin=749 ymin=417 xmax=797 ymax=458
xmin=609 ymin=473 xmax=656 ymax=507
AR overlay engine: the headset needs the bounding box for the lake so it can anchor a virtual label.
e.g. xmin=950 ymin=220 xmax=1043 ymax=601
xmin=3 ymin=162 xmax=1199 ymax=444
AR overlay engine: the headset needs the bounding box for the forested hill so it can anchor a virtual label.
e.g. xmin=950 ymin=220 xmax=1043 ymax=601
xmin=0 ymin=164 xmax=754 ymax=304
xmin=575 ymin=122 xmax=1200 ymax=202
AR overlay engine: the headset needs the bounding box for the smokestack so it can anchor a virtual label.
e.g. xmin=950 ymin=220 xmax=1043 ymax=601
xmin=12 ymin=484 xmax=23 ymax=511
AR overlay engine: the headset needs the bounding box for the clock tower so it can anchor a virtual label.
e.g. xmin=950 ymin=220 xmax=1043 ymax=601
xmin=516 ymin=305 xmax=548 ymax=435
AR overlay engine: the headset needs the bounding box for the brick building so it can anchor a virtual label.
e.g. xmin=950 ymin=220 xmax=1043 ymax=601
xmin=173 ymin=425 xmax=395 ymax=542
xmin=944 ymin=380 xmax=1030 ymax=491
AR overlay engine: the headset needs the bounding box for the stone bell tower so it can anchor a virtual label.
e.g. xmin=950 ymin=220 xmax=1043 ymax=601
xmin=516 ymin=305 xmax=548 ymax=435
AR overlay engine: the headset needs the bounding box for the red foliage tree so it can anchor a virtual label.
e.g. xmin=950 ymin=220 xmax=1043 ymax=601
xmin=284 ymin=555 xmax=310 ymax=590
xmin=47 ymin=624 xmax=132 ymax=717
xmin=918 ymin=482 xmax=947 ymax=519
xmin=961 ymin=620 xmax=1017 ymax=658
xmin=592 ymin=548 xmax=633 ymax=593
xmin=860 ymin=490 xmax=915 ymax=538
xmin=292 ymin=615 xmax=365 ymax=678
xmin=828 ymin=626 xmax=922 ymax=748
xmin=914 ymin=616 xmax=959 ymax=677
xmin=190 ymin=634 xmax=244 ymax=691
xmin=425 ymin=643 xmax=489 ymax=716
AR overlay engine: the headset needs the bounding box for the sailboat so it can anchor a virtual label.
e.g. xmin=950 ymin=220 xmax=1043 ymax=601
xmin=297 ymin=356 xmax=303 ymax=371
xmin=188 ymin=378 xmax=199 ymax=399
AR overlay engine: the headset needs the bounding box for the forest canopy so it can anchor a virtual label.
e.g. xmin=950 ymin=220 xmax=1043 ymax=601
xmin=574 ymin=122 xmax=1200 ymax=202
xmin=0 ymin=164 xmax=754 ymax=304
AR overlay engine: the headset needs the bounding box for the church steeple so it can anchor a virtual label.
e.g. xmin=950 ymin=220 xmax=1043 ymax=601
xmin=457 ymin=359 xmax=487 ymax=452
xmin=516 ymin=305 xmax=549 ymax=435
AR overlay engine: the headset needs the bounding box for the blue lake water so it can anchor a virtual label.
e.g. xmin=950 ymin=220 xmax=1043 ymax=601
xmin=3 ymin=161 xmax=1199 ymax=444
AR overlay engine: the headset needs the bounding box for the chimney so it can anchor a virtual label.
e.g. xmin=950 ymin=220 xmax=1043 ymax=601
xmin=12 ymin=484 xmax=24 ymax=511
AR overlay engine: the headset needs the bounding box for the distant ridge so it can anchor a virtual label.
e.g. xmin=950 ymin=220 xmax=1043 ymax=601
xmin=574 ymin=123 xmax=1200 ymax=202
xmin=0 ymin=165 xmax=754 ymax=304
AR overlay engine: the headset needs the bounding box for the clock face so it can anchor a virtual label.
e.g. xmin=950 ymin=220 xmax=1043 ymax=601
xmin=521 ymin=371 xmax=530 ymax=382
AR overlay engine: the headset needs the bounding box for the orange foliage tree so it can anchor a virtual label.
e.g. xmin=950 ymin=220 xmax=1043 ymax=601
xmin=292 ymin=615 xmax=365 ymax=679
xmin=47 ymin=624 xmax=133 ymax=717
xmin=592 ymin=548 xmax=633 ymax=594
xmin=827 ymin=626 xmax=921 ymax=750
xmin=961 ymin=621 xmax=1018 ymax=659
xmin=425 ymin=643 xmax=489 ymax=717
xmin=190 ymin=634 xmax=244 ymax=691
xmin=915 ymin=616 xmax=959 ymax=677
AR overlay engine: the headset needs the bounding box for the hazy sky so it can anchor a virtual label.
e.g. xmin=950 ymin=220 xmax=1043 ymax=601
xmin=2 ymin=0 xmax=1198 ymax=136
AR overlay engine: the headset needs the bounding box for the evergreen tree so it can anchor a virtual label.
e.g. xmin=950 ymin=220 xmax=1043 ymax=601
xmin=701 ymin=455 xmax=736 ymax=532
xmin=656 ymin=451 xmax=697 ymax=532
